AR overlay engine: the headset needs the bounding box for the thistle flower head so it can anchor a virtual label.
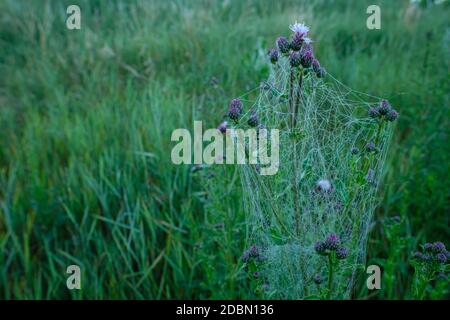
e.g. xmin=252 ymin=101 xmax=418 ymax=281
xmin=436 ymin=252 xmax=447 ymax=264
xmin=324 ymin=233 xmax=340 ymax=251
xmin=313 ymin=274 xmax=322 ymax=285
xmin=379 ymin=100 xmax=391 ymax=115
xmin=249 ymin=245 xmax=259 ymax=257
xmin=311 ymin=58 xmax=325 ymax=78
xmin=217 ymin=121 xmax=228 ymax=134
xmin=365 ymin=141 xmax=376 ymax=153
xmin=290 ymin=32 xmax=304 ymax=51
xmin=241 ymin=245 xmax=259 ymax=263
xmin=241 ymin=250 xmax=250 ymax=262
xmin=289 ymin=21 xmax=310 ymax=36
xmin=412 ymin=251 xmax=424 ymax=261
xmin=432 ymin=241 xmax=446 ymax=253
xmin=314 ymin=240 xmax=327 ymax=256
xmin=351 ymin=147 xmax=359 ymax=155
xmin=228 ymin=98 xmax=243 ymax=121
xmin=316 ymin=179 xmax=332 ymax=193
xmin=276 ymin=36 xmax=290 ymax=54
xmin=268 ymin=48 xmax=279 ymax=64
xmin=423 ymin=243 xmax=433 ymax=252
xmin=300 ymin=46 xmax=314 ymax=68
xmin=230 ymin=98 xmax=243 ymax=110
xmin=422 ymin=253 xmax=432 ymax=263
xmin=248 ymin=113 xmax=259 ymax=127
xmin=312 ymin=59 xmax=321 ymax=73
xmin=289 ymin=51 xmax=301 ymax=67
xmin=369 ymin=107 xmax=380 ymax=119
xmin=386 ymin=109 xmax=398 ymax=122
xmin=336 ymin=247 xmax=349 ymax=260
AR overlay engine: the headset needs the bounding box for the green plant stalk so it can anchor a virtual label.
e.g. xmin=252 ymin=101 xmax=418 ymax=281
xmin=290 ymin=67 xmax=302 ymax=235
xmin=327 ymin=254 xmax=334 ymax=299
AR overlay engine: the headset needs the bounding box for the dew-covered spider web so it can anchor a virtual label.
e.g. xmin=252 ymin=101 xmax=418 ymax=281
xmin=231 ymin=57 xmax=393 ymax=299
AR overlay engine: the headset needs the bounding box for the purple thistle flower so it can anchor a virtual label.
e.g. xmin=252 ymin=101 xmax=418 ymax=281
xmin=336 ymin=247 xmax=349 ymax=260
xmin=423 ymin=243 xmax=433 ymax=252
xmin=241 ymin=250 xmax=250 ymax=262
xmin=422 ymin=253 xmax=432 ymax=263
xmin=386 ymin=109 xmax=398 ymax=122
xmin=289 ymin=51 xmax=301 ymax=67
xmin=300 ymin=47 xmax=313 ymax=68
xmin=290 ymin=32 xmax=304 ymax=51
xmin=228 ymin=98 xmax=243 ymax=121
xmin=365 ymin=168 xmax=375 ymax=184
xmin=217 ymin=121 xmax=228 ymax=134
xmin=365 ymin=142 xmax=376 ymax=153
xmin=432 ymin=241 xmax=446 ymax=253
xmin=313 ymin=274 xmax=322 ymax=285
xmin=312 ymin=58 xmax=325 ymax=78
xmin=312 ymin=59 xmax=321 ymax=73
xmin=276 ymin=36 xmax=290 ymax=54
xmin=369 ymin=107 xmax=380 ymax=119
xmin=230 ymin=98 xmax=243 ymax=111
xmin=249 ymin=245 xmax=259 ymax=258
xmin=412 ymin=251 xmax=424 ymax=261
xmin=324 ymin=234 xmax=340 ymax=251
xmin=351 ymin=147 xmax=359 ymax=155
xmin=268 ymin=48 xmax=279 ymax=64
xmin=436 ymin=253 xmax=447 ymax=264
xmin=248 ymin=113 xmax=259 ymax=127
xmin=314 ymin=240 xmax=328 ymax=256
xmin=379 ymin=100 xmax=391 ymax=115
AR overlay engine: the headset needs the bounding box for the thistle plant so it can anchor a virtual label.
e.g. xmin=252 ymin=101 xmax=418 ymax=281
xmin=215 ymin=22 xmax=397 ymax=299
xmin=411 ymin=241 xmax=449 ymax=299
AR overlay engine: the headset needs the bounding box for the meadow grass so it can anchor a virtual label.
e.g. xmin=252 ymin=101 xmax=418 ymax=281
xmin=0 ymin=0 xmax=448 ymax=299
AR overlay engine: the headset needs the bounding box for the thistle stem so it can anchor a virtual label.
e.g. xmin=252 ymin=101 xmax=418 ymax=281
xmin=289 ymin=67 xmax=302 ymax=235
xmin=292 ymin=69 xmax=303 ymax=127
xmin=327 ymin=254 xmax=334 ymax=299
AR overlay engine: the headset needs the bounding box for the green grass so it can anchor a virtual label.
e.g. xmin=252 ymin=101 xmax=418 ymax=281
xmin=0 ymin=0 xmax=448 ymax=299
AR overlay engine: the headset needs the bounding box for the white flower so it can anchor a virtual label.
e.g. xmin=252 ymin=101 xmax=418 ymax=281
xmin=316 ymin=179 xmax=332 ymax=193
xmin=303 ymin=37 xmax=313 ymax=44
xmin=289 ymin=21 xmax=309 ymax=35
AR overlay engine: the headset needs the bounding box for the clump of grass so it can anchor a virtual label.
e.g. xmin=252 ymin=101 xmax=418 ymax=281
xmin=218 ymin=22 xmax=398 ymax=299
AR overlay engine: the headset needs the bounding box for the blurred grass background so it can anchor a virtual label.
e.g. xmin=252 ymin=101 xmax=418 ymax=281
xmin=0 ymin=0 xmax=448 ymax=299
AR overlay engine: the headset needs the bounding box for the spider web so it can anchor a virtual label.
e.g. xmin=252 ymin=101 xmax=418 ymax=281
xmin=232 ymin=57 xmax=393 ymax=299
